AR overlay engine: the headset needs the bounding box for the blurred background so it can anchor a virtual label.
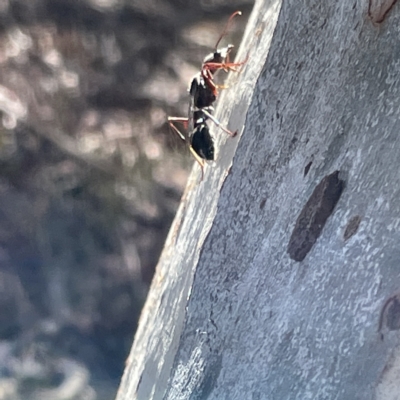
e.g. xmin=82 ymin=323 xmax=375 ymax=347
xmin=0 ymin=0 xmax=254 ymax=399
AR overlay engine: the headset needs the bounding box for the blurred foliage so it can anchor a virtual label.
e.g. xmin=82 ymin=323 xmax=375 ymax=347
xmin=0 ymin=0 xmax=253 ymax=398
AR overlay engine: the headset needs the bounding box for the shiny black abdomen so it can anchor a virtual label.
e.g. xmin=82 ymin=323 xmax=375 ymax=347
xmin=191 ymin=124 xmax=214 ymax=160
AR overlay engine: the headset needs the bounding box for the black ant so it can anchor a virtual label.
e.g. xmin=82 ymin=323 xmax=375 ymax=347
xmin=168 ymin=11 xmax=247 ymax=179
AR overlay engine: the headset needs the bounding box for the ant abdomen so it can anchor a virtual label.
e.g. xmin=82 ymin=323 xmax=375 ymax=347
xmin=191 ymin=125 xmax=214 ymax=161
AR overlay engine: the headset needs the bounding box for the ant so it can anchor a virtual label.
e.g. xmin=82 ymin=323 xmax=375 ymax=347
xmin=168 ymin=11 xmax=247 ymax=179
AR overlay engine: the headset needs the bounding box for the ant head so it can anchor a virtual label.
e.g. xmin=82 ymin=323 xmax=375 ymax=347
xmin=217 ymin=44 xmax=234 ymax=59
xmin=203 ymin=44 xmax=234 ymax=65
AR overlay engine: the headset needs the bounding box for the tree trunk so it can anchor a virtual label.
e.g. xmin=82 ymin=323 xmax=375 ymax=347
xmin=117 ymin=0 xmax=400 ymax=398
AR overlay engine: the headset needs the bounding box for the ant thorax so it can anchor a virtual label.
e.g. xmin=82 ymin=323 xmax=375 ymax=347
xmin=189 ymin=73 xmax=216 ymax=109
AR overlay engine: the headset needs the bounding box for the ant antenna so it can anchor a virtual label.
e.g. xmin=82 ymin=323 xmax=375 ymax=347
xmin=214 ymin=11 xmax=242 ymax=50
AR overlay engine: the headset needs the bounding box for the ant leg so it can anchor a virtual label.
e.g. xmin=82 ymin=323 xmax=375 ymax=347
xmin=188 ymin=146 xmax=205 ymax=180
xmin=168 ymin=116 xmax=189 ymax=128
xmin=201 ymin=108 xmax=237 ymax=137
xmin=222 ymin=48 xmax=251 ymax=67
xmin=203 ymin=59 xmax=248 ymax=74
xmin=200 ymin=66 xmax=234 ymax=95
xmin=168 ymin=118 xmax=188 ymax=142
xmin=201 ymin=58 xmax=248 ymax=92
xmin=216 ymin=54 xmax=250 ymax=87
xmin=200 ymin=69 xmax=219 ymax=96
xmin=202 ymin=57 xmax=249 ymax=92
xmin=214 ymin=11 xmax=242 ymax=49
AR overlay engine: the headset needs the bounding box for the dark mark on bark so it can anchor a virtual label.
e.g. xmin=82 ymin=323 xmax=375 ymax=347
xmin=259 ymin=198 xmax=267 ymax=210
xmin=287 ymin=171 xmax=344 ymax=262
xmin=344 ymin=215 xmax=362 ymax=241
xmin=135 ymin=373 xmax=143 ymax=394
xmin=304 ymin=161 xmax=312 ymax=177
xmin=379 ymin=294 xmax=400 ymax=340
xmin=193 ymin=353 xmax=222 ymax=400
xmin=369 ymin=0 xmax=398 ymax=24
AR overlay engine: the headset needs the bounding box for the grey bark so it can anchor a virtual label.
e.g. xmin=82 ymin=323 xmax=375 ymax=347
xmin=117 ymin=0 xmax=400 ymax=399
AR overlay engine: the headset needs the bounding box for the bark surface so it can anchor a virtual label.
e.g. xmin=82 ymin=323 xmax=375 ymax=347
xmin=117 ymin=0 xmax=400 ymax=398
